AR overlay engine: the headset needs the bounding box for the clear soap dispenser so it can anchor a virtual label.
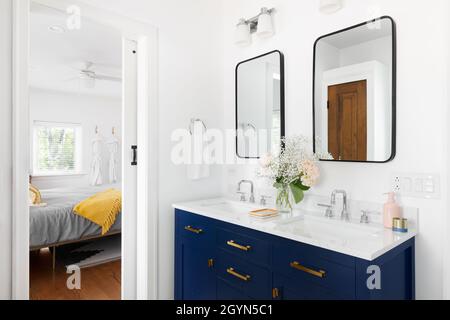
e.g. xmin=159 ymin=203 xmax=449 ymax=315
xmin=383 ymin=192 xmax=402 ymax=229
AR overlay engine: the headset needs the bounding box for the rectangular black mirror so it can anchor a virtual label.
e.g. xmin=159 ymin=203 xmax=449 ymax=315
xmin=313 ymin=16 xmax=396 ymax=163
xmin=236 ymin=50 xmax=285 ymax=159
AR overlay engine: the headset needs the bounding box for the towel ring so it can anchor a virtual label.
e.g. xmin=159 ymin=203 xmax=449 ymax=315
xmin=240 ymin=123 xmax=256 ymax=131
xmin=189 ymin=118 xmax=207 ymax=135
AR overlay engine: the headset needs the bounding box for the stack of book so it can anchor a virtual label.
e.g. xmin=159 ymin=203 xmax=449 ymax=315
xmin=249 ymin=208 xmax=279 ymax=219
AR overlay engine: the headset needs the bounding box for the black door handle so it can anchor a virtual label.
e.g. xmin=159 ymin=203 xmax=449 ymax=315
xmin=131 ymin=146 xmax=137 ymax=166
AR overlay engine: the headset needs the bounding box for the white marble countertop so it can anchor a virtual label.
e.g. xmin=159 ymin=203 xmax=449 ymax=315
xmin=173 ymin=198 xmax=417 ymax=261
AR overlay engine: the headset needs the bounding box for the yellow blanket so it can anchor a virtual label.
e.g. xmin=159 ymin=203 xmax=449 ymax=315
xmin=74 ymin=189 xmax=122 ymax=235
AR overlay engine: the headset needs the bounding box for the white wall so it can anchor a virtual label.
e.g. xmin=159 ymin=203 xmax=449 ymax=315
xmin=29 ymin=88 xmax=122 ymax=189
xmin=446 ymin=9 xmax=450 ymax=299
xmin=221 ymin=0 xmax=450 ymax=299
xmin=340 ymin=36 xmax=392 ymax=69
xmin=80 ymin=0 xmax=225 ymax=299
xmin=0 ymin=0 xmax=12 ymax=300
xmin=238 ymin=59 xmax=268 ymax=157
xmin=314 ymin=41 xmax=340 ymax=145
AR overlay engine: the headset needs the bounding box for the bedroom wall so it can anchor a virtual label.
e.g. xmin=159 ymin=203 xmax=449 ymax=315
xmin=29 ymin=88 xmax=122 ymax=189
xmin=0 ymin=0 xmax=13 ymax=300
xmin=220 ymin=0 xmax=450 ymax=299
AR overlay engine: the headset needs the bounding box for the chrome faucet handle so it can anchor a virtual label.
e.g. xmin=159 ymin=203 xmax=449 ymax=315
xmin=237 ymin=192 xmax=247 ymax=202
xmin=260 ymin=195 xmax=272 ymax=206
xmin=318 ymin=203 xmax=334 ymax=218
xmin=360 ymin=210 xmax=370 ymax=224
xmin=341 ymin=209 xmax=350 ymax=222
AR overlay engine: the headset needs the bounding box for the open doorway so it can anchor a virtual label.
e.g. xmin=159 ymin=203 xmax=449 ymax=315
xmin=28 ymin=2 xmax=125 ymax=300
xmin=13 ymin=0 xmax=158 ymax=300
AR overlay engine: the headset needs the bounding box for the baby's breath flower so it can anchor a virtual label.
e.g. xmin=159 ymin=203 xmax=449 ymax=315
xmin=256 ymin=135 xmax=325 ymax=188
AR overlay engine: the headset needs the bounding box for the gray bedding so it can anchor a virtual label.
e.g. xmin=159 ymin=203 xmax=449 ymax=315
xmin=30 ymin=185 xmax=121 ymax=248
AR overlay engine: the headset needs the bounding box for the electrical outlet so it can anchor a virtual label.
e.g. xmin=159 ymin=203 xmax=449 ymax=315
xmin=392 ymin=175 xmax=401 ymax=192
xmin=391 ymin=173 xmax=440 ymax=199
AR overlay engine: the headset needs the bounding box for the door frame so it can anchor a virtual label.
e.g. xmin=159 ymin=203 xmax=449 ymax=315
xmin=320 ymin=61 xmax=389 ymax=161
xmin=12 ymin=0 xmax=159 ymax=300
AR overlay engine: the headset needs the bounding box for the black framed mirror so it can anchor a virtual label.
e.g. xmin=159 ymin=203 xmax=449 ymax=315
xmin=313 ymin=16 xmax=396 ymax=163
xmin=236 ymin=50 xmax=285 ymax=159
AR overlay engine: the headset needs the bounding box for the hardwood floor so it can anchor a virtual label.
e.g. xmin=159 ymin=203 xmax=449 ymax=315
xmin=30 ymin=249 xmax=121 ymax=300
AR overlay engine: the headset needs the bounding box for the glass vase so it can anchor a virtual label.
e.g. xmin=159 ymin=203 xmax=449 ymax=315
xmin=276 ymin=185 xmax=294 ymax=214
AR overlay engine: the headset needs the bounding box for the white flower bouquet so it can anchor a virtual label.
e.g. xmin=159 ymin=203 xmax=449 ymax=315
xmin=258 ymin=135 xmax=330 ymax=212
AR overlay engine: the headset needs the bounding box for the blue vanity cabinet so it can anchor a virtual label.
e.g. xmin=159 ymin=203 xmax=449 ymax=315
xmin=175 ymin=209 xmax=415 ymax=300
xmin=175 ymin=211 xmax=217 ymax=300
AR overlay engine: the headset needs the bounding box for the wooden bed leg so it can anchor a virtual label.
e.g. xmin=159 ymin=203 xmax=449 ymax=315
xmin=52 ymin=246 xmax=56 ymax=272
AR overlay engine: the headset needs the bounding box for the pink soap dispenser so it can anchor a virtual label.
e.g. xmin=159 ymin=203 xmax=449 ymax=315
xmin=383 ymin=192 xmax=402 ymax=229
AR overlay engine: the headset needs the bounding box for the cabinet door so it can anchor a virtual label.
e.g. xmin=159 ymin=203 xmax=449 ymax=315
xmin=217 ymin=279 xmax=251 ymax=300
xmin=178 ymin=240 xmax=216 ymax=300
xmin=273 ymin=274 xmax=344 ymax=301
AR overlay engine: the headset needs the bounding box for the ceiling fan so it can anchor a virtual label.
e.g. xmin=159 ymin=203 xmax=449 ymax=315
xmin=68 ymin=61 xmax=121 ymax=89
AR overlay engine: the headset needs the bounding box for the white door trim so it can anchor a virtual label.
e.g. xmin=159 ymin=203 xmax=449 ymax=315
xmin=122 ymin=38 xmax=138 ymax=300
xmin=12 ymin=0 xmax=30 ymax=300
xmin=0 ymin=0 xmax=13 ymax=300
xmin=12 ymin=0 xmax=159 ymax=300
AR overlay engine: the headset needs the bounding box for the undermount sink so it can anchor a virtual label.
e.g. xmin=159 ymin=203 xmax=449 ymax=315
xmin=194 ymin=199 xmax=385 ymax=247
xmin=274 ymin=214 xmax=383 ymax=246
xmin=200 ymin=200 xmax=264 ymax=215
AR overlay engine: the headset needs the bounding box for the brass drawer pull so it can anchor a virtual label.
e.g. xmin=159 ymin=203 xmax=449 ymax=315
xmin=272 ymin=288 xmax=280 ymax=299
xmin=184 ymin=226 xmax=203 ymax=234
xmin=227 ymin=268 xmax=251 ymax=282
xmin=227 ymin=240 xmax=251 ymax=252
xmin=290 ymin=261 xmax=326 ymax=278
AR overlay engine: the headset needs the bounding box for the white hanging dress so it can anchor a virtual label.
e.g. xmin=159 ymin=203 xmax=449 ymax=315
xmin=107 ymin=134 xmax=119 ymax=184
xmin=90 ymin=133 xmax=103 ymax=186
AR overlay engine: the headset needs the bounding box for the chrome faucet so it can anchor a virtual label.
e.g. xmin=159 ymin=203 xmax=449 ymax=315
xmin=237 ymin=180 xmax=255 ymax=203
xmin=331 ymin=190 xmax=350 ymax=221
xmin=318 ymin=203 xmax=334 ymax=218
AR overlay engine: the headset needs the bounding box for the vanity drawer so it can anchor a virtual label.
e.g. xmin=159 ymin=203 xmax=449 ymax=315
xmin=176 ymin=210 xmax=215 ymax=246
xmin=273 ymin=240 xmax=355 ymax=296
xmin=217 ymin=228 xmax=270 ymax=266
xmin=216 ymin=250 xmax=272 ymax=300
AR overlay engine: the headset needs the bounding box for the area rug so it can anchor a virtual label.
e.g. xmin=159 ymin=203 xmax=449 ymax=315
xmin=57 ymin=235 xmax=121 ymax=269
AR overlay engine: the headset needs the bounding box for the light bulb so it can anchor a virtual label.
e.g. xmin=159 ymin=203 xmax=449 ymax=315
xmin=80 ymin=76 xmax=95 ymax=89
xmin=256 ymin=8 xmax=274 ymax=38
xmin=319 ymin=0 xmax=343 ymax=14
xmin=234 ymin=19 xmax=251 ymax=46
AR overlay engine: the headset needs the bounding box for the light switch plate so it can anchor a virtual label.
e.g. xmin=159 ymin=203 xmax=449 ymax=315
xmin=391 ymin=173 xmax=441 ymax=199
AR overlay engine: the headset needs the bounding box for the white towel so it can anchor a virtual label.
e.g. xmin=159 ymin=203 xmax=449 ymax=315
xmin=187 ymin=121 xmax=210 ymax=181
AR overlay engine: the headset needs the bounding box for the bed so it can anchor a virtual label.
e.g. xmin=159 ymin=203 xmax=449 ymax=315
xmin=30 ymin=184 xmax=122 ymax=269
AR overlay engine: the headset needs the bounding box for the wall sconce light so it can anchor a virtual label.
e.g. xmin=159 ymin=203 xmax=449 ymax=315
xmin=234 ymin=7 xmax=275 ymax=46
xmin=319 ymin=0 xmax=343 ymax=14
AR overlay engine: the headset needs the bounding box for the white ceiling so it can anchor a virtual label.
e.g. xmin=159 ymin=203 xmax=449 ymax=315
xmin=320 ymin=19 xmax=392 ymax=49
xmin=30 ymin=3 xmax=122 ymax=98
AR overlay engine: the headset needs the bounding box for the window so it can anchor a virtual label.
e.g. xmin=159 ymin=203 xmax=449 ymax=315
xmin=32 ymin=121 xmax=82 ymax=176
